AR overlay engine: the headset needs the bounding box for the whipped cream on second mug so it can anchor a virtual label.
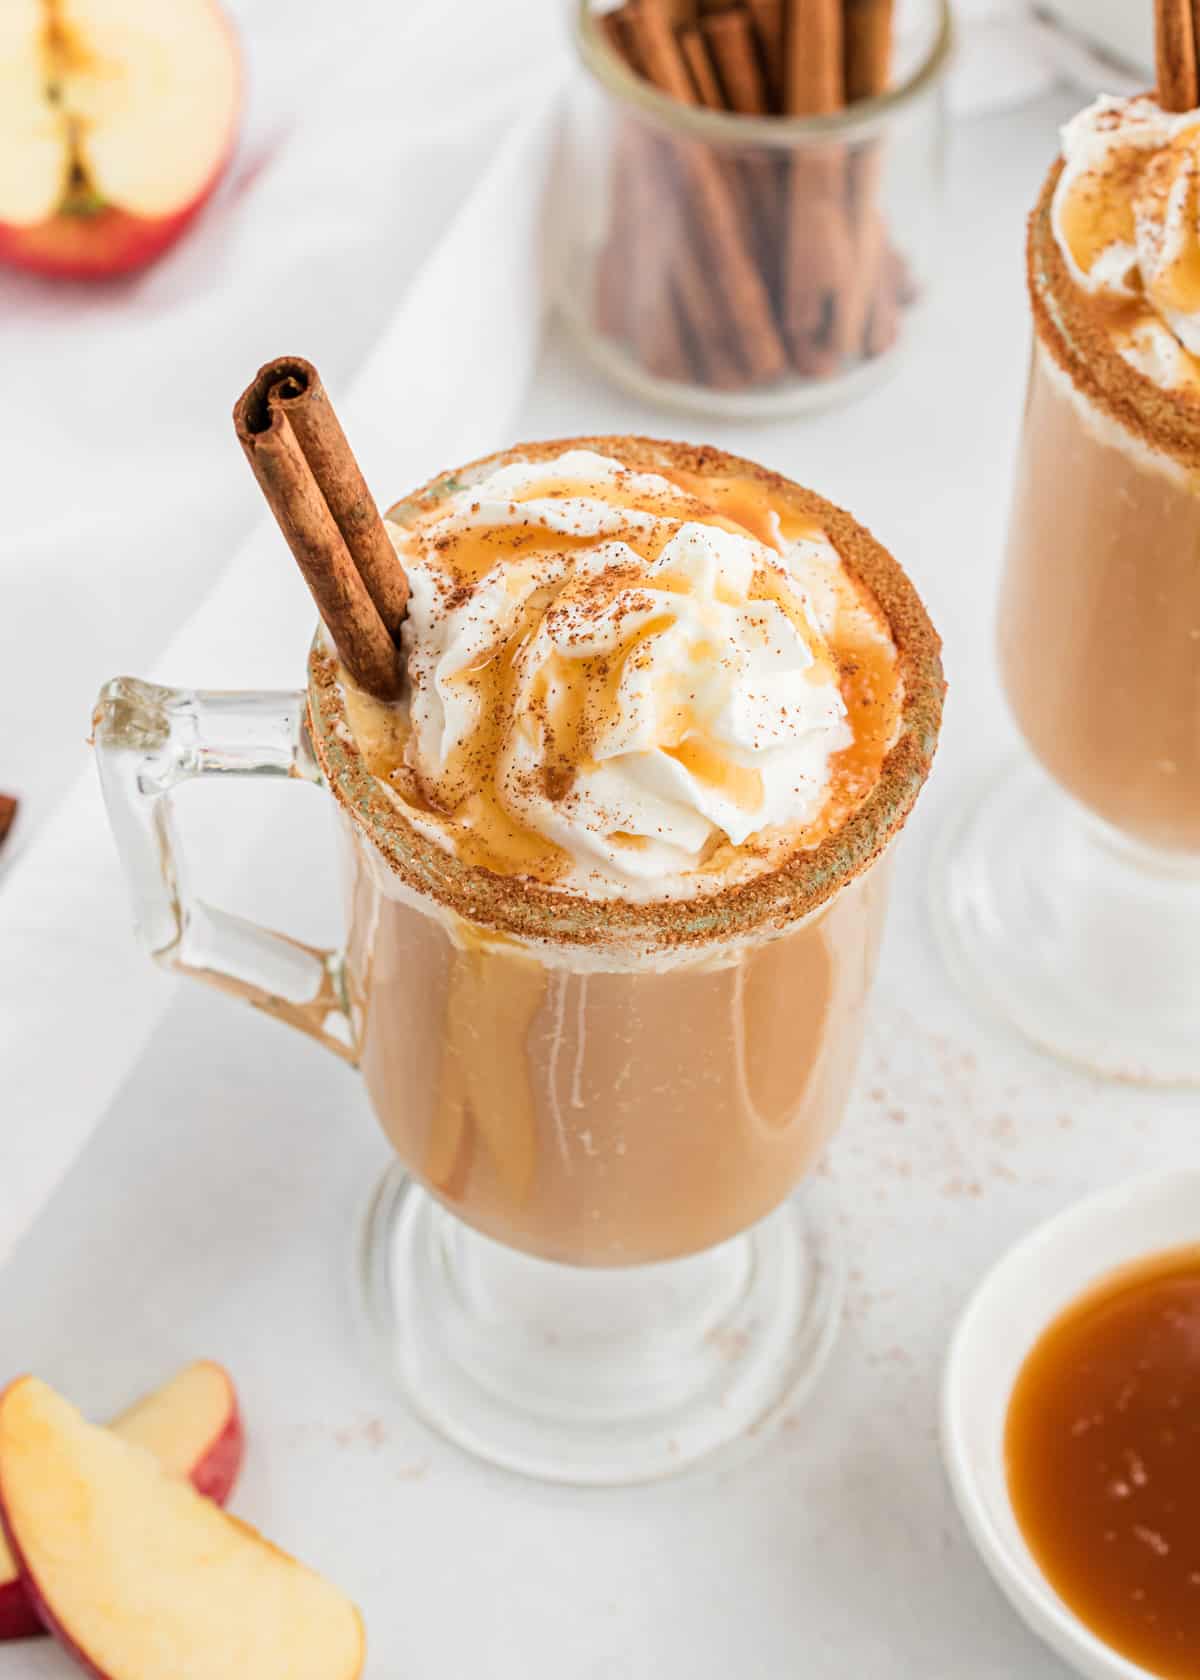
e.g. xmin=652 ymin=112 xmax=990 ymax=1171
xmin=1052 ymin=95 xmax=1200 ymax=391
xmin=343 ymin=448 xmax=899 ymax=900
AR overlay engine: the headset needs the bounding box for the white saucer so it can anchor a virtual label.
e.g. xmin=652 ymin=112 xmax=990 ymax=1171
xmin=941 ymin=1168 xmax=1200 ymax=1680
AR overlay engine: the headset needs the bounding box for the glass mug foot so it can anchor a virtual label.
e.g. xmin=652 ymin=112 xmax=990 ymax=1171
xmin=933 ymin=758 xmax=1200 ymax=1086
xmin=357 ymin=1165 xmax=845 ymax=1485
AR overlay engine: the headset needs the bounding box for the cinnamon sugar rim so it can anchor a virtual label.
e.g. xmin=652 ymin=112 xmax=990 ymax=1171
xmin=1028 ymin=161 xmax=1200 ymax=472
xmin=306 ymin=436 xmax=944 ymax=954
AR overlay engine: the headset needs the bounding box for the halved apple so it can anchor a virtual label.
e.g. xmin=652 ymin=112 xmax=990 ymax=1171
xmin=0 ymin=1377 xmax=364 ymax=1679
xmin=0 ymin=1360 xmax=243 ymax=1642
xmin=0 ymin=0 xmax=241 ymax=279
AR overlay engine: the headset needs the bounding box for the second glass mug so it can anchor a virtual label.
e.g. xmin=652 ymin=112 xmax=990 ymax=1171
xmin=94 ymin=580 xmax=937 ymax=1483
xmin=935 ymin=165 xmax=1200 ymax=1087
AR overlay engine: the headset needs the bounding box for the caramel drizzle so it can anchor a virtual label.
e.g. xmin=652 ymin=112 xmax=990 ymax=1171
xmin=369 ymin=471 xmax=899 ymax=881
xmin=1057 ymin=123 xmax=1200 ymax=390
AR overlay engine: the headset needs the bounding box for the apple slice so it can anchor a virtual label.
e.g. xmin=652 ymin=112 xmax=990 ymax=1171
xmin=0 ymin=0 xmax=241 ymax=279
xmin=0 ymin=1361 xmax=243 ymax=1642
xmin=0 ymin=1377 xmax=365 ymax=1679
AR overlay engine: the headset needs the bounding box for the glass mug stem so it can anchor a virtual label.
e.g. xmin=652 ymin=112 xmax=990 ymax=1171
xmin=93 ymin=678 xmax=355 ymax=1063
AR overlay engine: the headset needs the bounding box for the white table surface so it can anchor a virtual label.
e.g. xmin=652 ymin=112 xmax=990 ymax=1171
xmin=3 ymin=87 xmax=1193 ymax=1680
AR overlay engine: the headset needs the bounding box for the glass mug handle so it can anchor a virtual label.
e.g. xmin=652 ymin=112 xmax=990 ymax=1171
xmin=93 ymin=676 xmax=355 ymax=1063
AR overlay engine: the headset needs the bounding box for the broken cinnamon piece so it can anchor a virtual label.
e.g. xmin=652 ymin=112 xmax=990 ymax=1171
xmin=234 ymin=358 xmax=405 ymax=701
xmin=0 ymin=794 xmax=17 ymax=851
xmin=1156 ymin=0 xmax=1199 ymax=111
xmin=843 ymin=0 xmax=894 ymax=100
xmin=625 ymin=0 xmax=787 ymax=383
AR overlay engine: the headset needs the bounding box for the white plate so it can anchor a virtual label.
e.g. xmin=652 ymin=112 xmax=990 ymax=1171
xmin=941 ymin=1168 xmax=1200 ymax=1680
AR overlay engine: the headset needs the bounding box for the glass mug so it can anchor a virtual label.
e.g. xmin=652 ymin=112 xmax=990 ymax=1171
xmin=935 ymin=171 xmax=1200 ymax=1085
xmin=94 ymin=465 xmax=941 ymax=1483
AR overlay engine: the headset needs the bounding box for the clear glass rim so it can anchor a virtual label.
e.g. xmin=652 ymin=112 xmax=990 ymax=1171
xmin=572 ymin=0 xmax=954 ymax=148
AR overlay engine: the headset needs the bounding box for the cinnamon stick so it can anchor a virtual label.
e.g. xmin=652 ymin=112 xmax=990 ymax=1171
xmin=679 ymin=24 xmax=725 ymax=106
xmin=783 ymin=0 xmax=853 ymax=368
xmin=843 ymin=0 xmax=894 ymax=101
xmin=633 ymin=146 xmax=699 ymax=383
xmin=786 ymin=0 xmax=843 ymax=113
xmin=703 ymin=6 xmax=770 ymax=113
xmin=625 ymin=0 xmax=787 ymax=382
xmin=1156 ymin=0 xmax=1199 ymax=111
xmin=746 ymin=0 xmax=784 ymax=109
xmin=234 ymin=358 xmax=405 ymax=700
xmin=702 ymin=6 xmax=781 ymax=298
xmin=0 ymin=794 xmax=17 ymax=851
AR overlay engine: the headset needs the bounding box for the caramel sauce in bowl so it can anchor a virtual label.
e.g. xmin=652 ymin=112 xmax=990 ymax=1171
xmin=942 ymin=1171 xmax=1200 ymax=1680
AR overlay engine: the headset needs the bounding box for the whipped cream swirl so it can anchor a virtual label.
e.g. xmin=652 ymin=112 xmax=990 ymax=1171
xmin=1052 ymin=96 xmax=1200 ymax=388
xmin=365 ymin=450 xmax=881 ymax=898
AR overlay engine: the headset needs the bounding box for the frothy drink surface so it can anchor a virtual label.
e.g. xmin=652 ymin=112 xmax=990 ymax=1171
xmin=308 ymin=439 xmax=940 ymax=1263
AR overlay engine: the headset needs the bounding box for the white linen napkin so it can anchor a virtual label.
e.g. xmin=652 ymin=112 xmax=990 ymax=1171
xmin=0 ymin=0 xmax=564 ymax=1270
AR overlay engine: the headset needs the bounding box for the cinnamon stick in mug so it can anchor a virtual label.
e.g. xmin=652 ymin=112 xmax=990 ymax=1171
xmin=1156 ymin=0 xmax=1199 ymax=111
xmin=234 ymin=358 xmax=406 ymax=700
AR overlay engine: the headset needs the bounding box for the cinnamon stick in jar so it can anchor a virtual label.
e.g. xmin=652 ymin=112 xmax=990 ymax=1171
xmin=702 ymin=7 xmax=781 ymax=296
xmin=843 ymin=0 xmax=894 ymax=102
xmin=624 ymin=0 xmax=787 ymax=383
xmin=746 ymin=0 xmax=785 ymax=110
xmin=783 ymin=0 xmax=854 ymax=368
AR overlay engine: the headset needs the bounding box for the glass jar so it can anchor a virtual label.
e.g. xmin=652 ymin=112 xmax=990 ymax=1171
xmin=558 ymin=0 xmax=952 ymax=417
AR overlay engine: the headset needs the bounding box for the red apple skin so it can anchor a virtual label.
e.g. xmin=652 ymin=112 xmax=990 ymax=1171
xmin=186 ymin=1399 xmax=245 ymax=1506
xmin=0 ymin=200 xmax=213 ymax=281
xmin=0 ymin=1377 xmax=244 ymax=1641
xmin=0 ymin=1492 xmax=108 ymax=1680
xmin=0 ymin=1576 xmax=41 ymax=1643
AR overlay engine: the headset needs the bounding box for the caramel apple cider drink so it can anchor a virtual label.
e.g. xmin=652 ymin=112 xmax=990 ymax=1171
xmin=1001 ymin=98 xmax=1200 ymax=853
xmin=312 ymin=438 xmax=943 ymax=1264
xmin=939 ymin=93 xmax=1200 ymax=1084
xmin=95 ymin=412 xmax=941 ymax=1481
